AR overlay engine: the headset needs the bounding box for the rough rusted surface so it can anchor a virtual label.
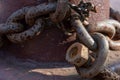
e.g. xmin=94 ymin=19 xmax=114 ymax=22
xmin=71 ymin=15 xmax=97 ymax=50
xmin=49 ymin=0 xmax=70 ymax=23
xmin=87 ymin=19 xmax=120 ymax=51
xmin=94 ymin=56 xmax=120 ymax=80
xmin=85 ymin=0 xmax=109 ymax=26
xmin=95 ymin=68 xmax=120 ymax=80
xmin=0 ymin=0 xmax=109 ymax=62
xmin=66 ymin=42 xmax=89 ymax=67
xmin=87 ymin=21 xmax=116 ymax=39
xmin=67 ymin=16 xmax=120 ymax=78
xmin=75 ymin=33 xmax=109 ymax=78
xmin=25 ymin=2 xmax=56 ymax=26
xmin=0 ymin=23 xmax=24 ymax=34
xmin=7 ymin=19 xmax=45 ymax=43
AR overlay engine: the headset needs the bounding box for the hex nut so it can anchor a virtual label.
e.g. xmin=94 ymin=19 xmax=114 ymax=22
xmin=66 ymin=42 xmax=89 ymax=67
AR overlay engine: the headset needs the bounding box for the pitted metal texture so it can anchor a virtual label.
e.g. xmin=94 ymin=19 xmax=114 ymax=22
xmin=0 ymin=1 xmax=69 ymax=44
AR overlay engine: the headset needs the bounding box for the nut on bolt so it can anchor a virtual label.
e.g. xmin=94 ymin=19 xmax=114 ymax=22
xmin=66 ymin=42 xmax=89 ymax=67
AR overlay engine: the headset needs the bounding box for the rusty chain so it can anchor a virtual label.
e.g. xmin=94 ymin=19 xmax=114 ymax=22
xmin=3 ymin=1 xmax=70 ymax=43
xmin=0 ymin=0 xmax=120 ymax=79
xmin=95 ymin=68 xmax=120 ymax=80
xmin=65 ymin=0 xmax=120 ymax=79
xmin=48 ymin=0 xmax=70 ymax=23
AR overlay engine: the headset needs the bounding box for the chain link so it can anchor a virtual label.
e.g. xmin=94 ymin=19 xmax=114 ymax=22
xmin=49 ymin=0 xmax=70 ymax=23
xmin=0 ymin=1 xmax=68 ymax=43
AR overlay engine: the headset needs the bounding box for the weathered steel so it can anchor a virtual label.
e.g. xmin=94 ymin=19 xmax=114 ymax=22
xmin=0 ymin=23 xmax=24 ymax=34
xmin=25 ymin=2 xmax=57 ymax=26
xmin=87 ymin=21 xmax=116 ymax=39
xmin=49 ymin=0 xmax=70 ymax=23
xmin=7 ymin=7 xmax=30 ymax=23
xmin=69 ymin=19 xmax=120 ymax=79
xmin=75 ymin=33 xmax=109 ymax=78
xmin=104 ymin=19 xmax=120 ymax=39
xmin=66 ymin=18 xmax=120 ymax=78
xmin=107 ymin=37 xmax=120 ymax=51
xmin=71 ymin=14 xmax=97 ymax=50
xmin=86 ymin=19 xmax=120 ymax=50
xmin=95 ymin=68 xmax=120 ymax=80
xmin=7 ymin=19 xmax=45 ymax=43
xmin=66 ymin=42 xmax=89 ymax=67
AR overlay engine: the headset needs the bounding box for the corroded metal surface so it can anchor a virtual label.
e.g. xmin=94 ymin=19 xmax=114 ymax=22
xmin=87 ymin=19 xmax=120 ymax=51
xmin=25 ymin=2 xmax=57 ymax=26
xmin=64 ymin=6 xmax=120 ymax=78
xmin=7 ymin=19 xmax=45 ymax=43
xmin=66 ymin=42 xmax=89 ymax=67
xmin=67 ymin=18 xmax=120 ymax=78
xmin=84 ymin=0 xmax=109 ymax=26
xmin=49 ymin=0 xmax=70 ymax=23
xmin=87 ymin=21 xmax=116 ymax=39
xmin=0 ymin=2 xmax=58 ymax=43
xmin=95 ymin=68 xmax=120 ymax=80
xmin=71 ymin=15 xmax=97 ymax=50
xmin=75 ymin=33 xmax=109 ymax=78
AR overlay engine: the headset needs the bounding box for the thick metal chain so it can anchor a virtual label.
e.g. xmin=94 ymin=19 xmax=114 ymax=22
xmin=0 ymin=0 xmax=120 ymax=79
xmin=67 ymin=17 xmax=120 ymax=79
xmin=0 ymin=1 xmax=69 ymax=43
xmin=65 ymin=0 xmax=120 ymax=79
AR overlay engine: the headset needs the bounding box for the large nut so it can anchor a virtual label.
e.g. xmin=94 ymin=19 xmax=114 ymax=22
xmin=66 ymin=42 xmax=89 ymax=67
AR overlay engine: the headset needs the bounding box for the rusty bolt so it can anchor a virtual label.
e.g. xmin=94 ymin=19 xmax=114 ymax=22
xmin=66 ymin=42 xmax=89 ymax=67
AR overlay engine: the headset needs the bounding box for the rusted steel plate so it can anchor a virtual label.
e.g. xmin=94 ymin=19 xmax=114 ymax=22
xmin=0 ymin=0 xmax=109 ymax=62
xmin=85 ymin=0 xmax=109 ymax=25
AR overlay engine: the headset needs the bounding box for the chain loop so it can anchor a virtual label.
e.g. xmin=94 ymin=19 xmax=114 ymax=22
xmin=49 ymin=0 xmax=70 ymax=23
xmin=25 ymin=2 xmax=57 ymax=26
xmin=7 ymin=19 xmax=45 ymax=43
xmin=87 ymin=19 xmax=120 ymax=51
xmin=7 ymin=7 xmax=30 ymax=23
xmin=87 ymin=21 xmax=116 ymax=39
xmin=75 ymin=33 xmax=109 ymax=78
